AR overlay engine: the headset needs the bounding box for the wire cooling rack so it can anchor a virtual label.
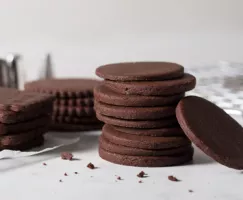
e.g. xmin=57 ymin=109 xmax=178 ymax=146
xmin=186 ymin=62 xmax=243 ymax=116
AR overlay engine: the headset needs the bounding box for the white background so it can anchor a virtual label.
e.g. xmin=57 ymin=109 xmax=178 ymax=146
xmin=0 ymin=0 xmax=242 ymax=80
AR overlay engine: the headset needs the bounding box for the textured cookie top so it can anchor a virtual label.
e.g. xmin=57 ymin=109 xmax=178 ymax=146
xmin=25 ymin=79 xmax=101 ymax=97
xmin=176 ymin=96 xmax=243 ymax=170
xmin=96 ymin=62 xmax=184 ymax=81
xmin=0 ymin=87 xmax=54 ymax=112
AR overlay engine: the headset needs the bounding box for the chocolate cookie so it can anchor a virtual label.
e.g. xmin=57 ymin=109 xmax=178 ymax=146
xmin=50 ymin=122 xmax=103 ymax=132
xmin=0 ymin=126 xmax=47 ymax=148
xmin=0 ymin=103 xmax=52 ymax=124
xmin=0 ymin=135 xmax=44 ymax=151
xmin=102 ymin=124 xmax=190 ymax=150
xmin=52 ymin=115 xmax=100 ymax=124
xmin=0 ymin=87 xmax=54 ymax=112
xmin=99 ymin=135 xmax=193 ymax=156
xmin=94 ymin=101 xmax=176 ymax=120
xmin=96 ymin=112 xmax=178 ymax=128
xmin=25 ymin=79 xmax=100 ymax=98
xmin=112 ymin=126 xmax=185 ymax=137
xmin=176 ymin=96 xmax=243 ymax=170
xmin=53 ymin=105 xmax=95 ymax=117
xmin=54 ymin=97 xmax=94 ymax=107
xmin=99 ymin=147 xmax=193 ymax=167
xmin=94 ymin=84 xmax=184 ymax=107
xmin=96 ymin=62 xmax=184 ymax=81
xmin=104 ymin=73 xmax=196 ymax=96
xmin=0 ymin=115 xmax=51 ymax=135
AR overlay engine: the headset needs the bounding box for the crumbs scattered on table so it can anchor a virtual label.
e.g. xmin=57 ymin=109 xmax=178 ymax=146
xmin=139 ymin=180 xmax=143 ymax=183
xmin=74 ymin=172 xmax=78 ymax=174
xmin=168 ymin=175 xmax=180 ymax=182
xmin=43 ymin=163 xmax=47 ymax=166
xmin=64 ymin=173 xmax=68 ymax=176
xmin=87 ymin=162 xmax=95 ymax=169
xmin=189 ymin=190 xmax=193 ymax=193
xmin=61 ymin=152 xmax=73 ymax=160
xmin=117 ymin=176 xmax=122 ymax=180
xmin=59 ymin=179 xmax=62 ymax=183
xmin=137 ymin=171 xmax=146 ymax=178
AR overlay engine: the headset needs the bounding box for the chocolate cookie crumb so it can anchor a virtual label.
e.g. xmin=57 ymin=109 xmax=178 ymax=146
xmin=137 ymin=171 xmax=146 ymax=178
xmin=139 ymin=180 xmax=143 ymax=183
xmin=168 ymin=175 xmax=180 ymax=182
xmin=87 ymin=163 xmax=95 ymax=169
xmin=189 ymin=190 xmax=193 ymax=193
xmin=43 ymin=163 xmax=47 ymax=166
xmin=61 ymin=152 xmax=73 ymax=160
xmin=74 ymin=172 xmax=78 ymax=174
xmin=117 ymin=176 xmax=122 ymax=180
xmin=59 ymin=179 xmax=62 ymax=182
xmin=64 ymin=173 xmax=68 ymax=176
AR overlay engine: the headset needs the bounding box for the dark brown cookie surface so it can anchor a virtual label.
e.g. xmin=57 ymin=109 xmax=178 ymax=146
xmin=25 ymin=79 xmax=100 ymax=98
xmin=0 ymin=87 xmax=54 ymax=112
xmin=176 ymin=96 xmax=243 ymax=170
xmin=50 ymin=122 xmax=103 ymax=132
xmin=105 ymin=73 xmax=196 ymax=96
xmin=0 ymin=115 xmax=51 ymax=135
xmin=102 ymin=124 xmax=190 ymax=150
xmin=99 ymin=135 xmax=193 ymax=156
xmin=53 ymin=105 xmax=95 ymax=117
xmin=94 ymin=101 xmax=176 ymax=120
xmin=0 ymin=126 xmax=47 ymax=147
xmin=54 ymin=97 xmax=94 ymax=107
xmin=99 ymin=147 xmax=193 ymax=167
xmin=52 ymin=115 xmax=100 ymax=124
xmin=96 ymin=62 xmax=184 ymax=81
xmin=0 ymin=103 xmax=52 ymax=124
xmin=94 ymin=84 xmax=184 ymax=107
xmin=96 ymin=112 xmax=178 ymax=128
xmin=112 ymin=125 xmax=184 ymax=137
xmin=0 ymin=135 xmax=44 ymax=151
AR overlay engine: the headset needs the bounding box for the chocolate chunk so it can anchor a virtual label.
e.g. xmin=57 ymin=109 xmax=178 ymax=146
xmin=87 ymin=163 xmax=95 ymax=169
xmin=61 ymin=152 xmax=73 ymax=160
xmin=168 ymin=175 xmax=180 ymax=182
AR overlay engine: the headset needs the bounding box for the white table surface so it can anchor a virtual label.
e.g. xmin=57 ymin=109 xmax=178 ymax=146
xmin=1 ymin=115 xmax=243 ymax=200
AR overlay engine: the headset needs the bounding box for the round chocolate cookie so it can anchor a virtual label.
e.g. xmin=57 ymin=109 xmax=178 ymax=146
xmin=50 ymin=122 xmax=103 ymax=132
xmin=53 ymin=105 xmax=95 ymax=117
xmin=52 ymin=116 xmax=100 ymax=125
xmin=104 ymin=73 xmax=196 ymax=96
xmin=94 ymin=101 xmax=176 ymax=120
xmin=94 ymin=84 xmax=184 ymax=107
xmin=99 ymin=147 xmax=193 ymax=167
xmin=176 ymin=96 xmax=243 ymax=170
xmin=99 ymin=135 xmax=193 ymax=156
xmin=112 ymin=126 xmax=185 ymax=137
xmin=96 ymin=62 xmax=184 ymax=81
xmin=102 ymin=124 xmax=190 ymax=150
xmin=25 ymin=79 xmax=100 ymax=98
xmin=96 ymin=112 xmax=178 ymax=129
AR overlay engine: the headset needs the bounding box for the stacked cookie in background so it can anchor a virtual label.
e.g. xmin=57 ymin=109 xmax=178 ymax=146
xmin=0 ymin=88 xmax=54 ymax=150
xmin=94 ymin=62 xmax=196 ymax=167
xmin=25 ymin=79 xmax=103 ymax=131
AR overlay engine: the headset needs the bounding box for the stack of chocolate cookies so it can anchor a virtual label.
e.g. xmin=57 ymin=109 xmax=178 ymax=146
xmin=94 ymin=62 xmax=196 ymax=167
xmin=0 ymin=87 xmax=54 ymax=150
xmin=25 ymin=79 xmax=103 ymax=131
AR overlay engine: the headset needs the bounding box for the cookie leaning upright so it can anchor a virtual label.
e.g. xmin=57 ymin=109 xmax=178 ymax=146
xmin=94 ymin=62 xmax=196 ymax=167
xmin=0 ymin=87 xmax=54 ymax=150
xmin=25 ymin=79 xmax=103 ymax=131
